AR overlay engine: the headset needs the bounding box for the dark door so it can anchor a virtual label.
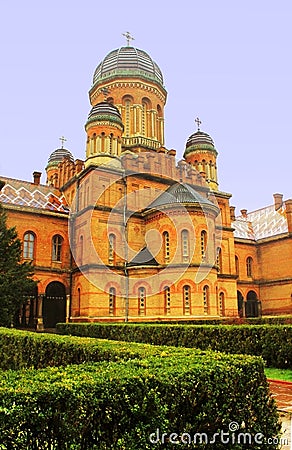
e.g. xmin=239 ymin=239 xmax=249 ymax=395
xmin=246 ymin=290 xmax=259 ymax=318
xmin=43 ymin=282 xmax=66 ymax=328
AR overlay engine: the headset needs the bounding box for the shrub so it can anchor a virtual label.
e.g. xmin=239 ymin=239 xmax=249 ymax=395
xmin=56 ymin=322 xmax=292 ymax=368
xmin=0 ymin=346 xmax=280 ymax=449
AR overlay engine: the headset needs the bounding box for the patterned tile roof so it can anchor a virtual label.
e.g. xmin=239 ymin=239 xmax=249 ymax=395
xmin=0 ymin=177 xmax=69 ymax=213
xmin=232 ymin=203 xmax=288 ymax=241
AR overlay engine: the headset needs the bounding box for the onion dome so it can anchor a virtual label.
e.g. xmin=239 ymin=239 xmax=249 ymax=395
xmin=92 ymin=47 xmax=164 ymax=88
xmin=184 ymin=130 xmax=217 ymax=158
xmin=85 ymin=101 xmax=123 ymax=129
xmin=46 ymin=147 xmax=74 ymax=168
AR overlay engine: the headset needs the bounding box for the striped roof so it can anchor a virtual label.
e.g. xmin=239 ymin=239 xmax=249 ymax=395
xmin=0 ymin=177 xmax=69 ymax=213
xmin=93 ymin=47 xmax=164 ymax=87
xmin=232 ymin=204 xmax=288 ymax=240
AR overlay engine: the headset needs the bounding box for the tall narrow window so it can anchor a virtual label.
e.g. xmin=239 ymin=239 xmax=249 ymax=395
xmin=235 ymin=256 xmax=239 ymax=276
xmin=109 ymin=287 xmax=116 ymax=316
xmin=138 ymin=287 xmax=146 ymax=316
xmin=77 ymin=288 xmax=81 ymax=316
xmin=164 ymin=286 xmax=171 ymax=315
xmin=183 ymin=285 xmax=191 ymax=315
xmin=201 ymin=230 xmax=207 ymax=259
xmin=52 ymin=235 xmax=63 ymax=262
xmin=203 ymin=285 xmax=209 ymax=314
xmin=163 ymin=231 xmax=170 ymax=262
xmin=23 ymin=232 xmax=35 ymax=260
xmin=246 ymin=257 xmax=253 ymax=277
xmin=108 ymin=233 xmax=116 ymax=264
xmin=80 ymin=235 xmax=84 ymax=266
xmin=216 ymin=247 xmax=222 ymax=273
xmin=219 ymin=292 xmax=225 ymax=316
xmin=181 ymin=229 xmax=189 ymax=262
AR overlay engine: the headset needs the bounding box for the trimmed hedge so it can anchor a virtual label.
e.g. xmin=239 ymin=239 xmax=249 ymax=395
xmin=0 ymin=331 xmax=280 ymax=449
xmin=57 ymin=322 xmax=292 ymax=369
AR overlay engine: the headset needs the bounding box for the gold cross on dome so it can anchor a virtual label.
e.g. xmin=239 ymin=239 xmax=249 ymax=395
xmin=195 ymin=117 xmax=202 ymax=131
xmin=59 ymin=136 xmax=67 ymax=148
xmin=122 ymin=31 xmax=134 ymax=46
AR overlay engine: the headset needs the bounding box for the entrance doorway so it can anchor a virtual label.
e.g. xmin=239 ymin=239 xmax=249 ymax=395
xmin=43 ymin=282 xmax=66 ymax=328
xmin=246 ymin=290 xmax=259 ymax=318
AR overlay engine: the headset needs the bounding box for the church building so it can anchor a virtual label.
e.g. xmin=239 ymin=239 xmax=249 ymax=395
xmin=1 ymin=37 xmax=292 ymax=329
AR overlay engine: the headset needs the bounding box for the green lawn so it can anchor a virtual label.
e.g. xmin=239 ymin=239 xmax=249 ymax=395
xmin=265 ymin=368 xmax=292 ymax=382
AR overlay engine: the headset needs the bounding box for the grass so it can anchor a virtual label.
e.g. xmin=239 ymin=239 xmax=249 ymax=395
xmin=265 ymin=368 xmax=292 ymax=382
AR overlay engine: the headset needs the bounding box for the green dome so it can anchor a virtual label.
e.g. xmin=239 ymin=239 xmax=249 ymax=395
xmin=92 ymin=47 xmax=164 ymax=88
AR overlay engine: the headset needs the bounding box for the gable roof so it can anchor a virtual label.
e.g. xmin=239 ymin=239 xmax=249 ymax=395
xmin=128 ymin=246 xmax=159 ymax=267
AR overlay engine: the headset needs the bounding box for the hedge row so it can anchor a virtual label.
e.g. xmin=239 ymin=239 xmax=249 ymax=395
xmin=0 ymin=330 xmax=280 ymax=449
xmin=0 ymin=327 xmax=175 ymax=370
xmin=57 ymin=322 xmax=292 ymax=368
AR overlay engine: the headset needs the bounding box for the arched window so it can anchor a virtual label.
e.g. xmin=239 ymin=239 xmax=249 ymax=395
xmin=79 ymin=235 xmax=83 ymax=266
xmin=235 ymin=255 xmax=239 ymax=276
xmin=23 ymin=232 xmax=35 ymax=260
xmin=246 ymin=256 xmax=253 ymax=277
xmin=52 ymin=234 xmax=63 ymax=262
xmin=108 ymin=233 xmax=116 ymax=264
xmin=201 ymin=230 xmax=207 ymax=259
xmin=109 ymin=287 xmax=116 ymax=316
xmin=138 ymin=287 xmax=146 ymax=316
xmin=77 ymin=288 xmax=81 ymax=316
xmin=216 ymin=247 xmax=222 ymax=273
xmin=183 ymin=285 xmax=191 ymax=315
xmin=164 ymin=286 xmax=171 ymax=315
xmin=181 ymin=229 xmax=189 ymax=262
xmin=163 ymin=231 xmax=170 ymax=262
xmin=203 ymin=285 xmax=209 ymax=314
xmin=219 ymin=292 xmax=225 ymax=316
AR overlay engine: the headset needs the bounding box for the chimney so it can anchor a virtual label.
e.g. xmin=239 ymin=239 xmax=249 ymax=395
xmin=285 ymin=199 xmax=292 ymax=234
xmin=230 ymin=206 xmax=236 ymax=221
xmin=33 ymin=171 xmax=42 ymax=185
xmin=240 ymin=209 xmax=248 ymax=218
xmin=273 ymin=193 xmax=283 ymax=210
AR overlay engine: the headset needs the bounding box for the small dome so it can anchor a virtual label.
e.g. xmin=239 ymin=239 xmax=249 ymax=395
xmin=184 ymin=130 xmax=217 ymax=157
xmin=47 ymin=147 xmax=74 ymax=167
xmin=92 ymin=47 xmax=164 ymax=88
xmin=86 ymin=101 xmax=123 ymax=129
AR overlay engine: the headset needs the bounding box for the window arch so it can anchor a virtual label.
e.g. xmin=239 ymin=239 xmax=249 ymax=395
xmin=52 ymin=234 xmax=63 ymax=262
xmin=216 ymin=247 xmax=222 ymax=273
xmin=23 ymin=232 xmax=35 ymax=260
xmin=109 ymin=287 xmax=116 ymax=316
xmin=163 ymin=231 xmax=170 ymax=262
xmin=79 ymin=235 xmax=84 ymax=266
xmin=201 ymin=230 xmax=207 ymax=259
xmin=203 ymin=285 xmax=209 ymax=314
xmin=138 ymin=287 xmax=146 ymax=316
xmin=108 ymin=233 xmax=116 ymax=264
xmin=77 ymin=288 xmax=81 ymax=316
xmin=181 ymin=229 xmax=189 ymax=262
xmin=183 ymin=285 xmax=191 ymax=315
xmin=164 ymin=286 xmax=171 ymax=315
xmin=235 ymin=255 xmax=239 ymax=276
xmin=246 ymin=256 xmax=253 ymax=277
xmin=219 ymin=292 xmax=225 ymax=316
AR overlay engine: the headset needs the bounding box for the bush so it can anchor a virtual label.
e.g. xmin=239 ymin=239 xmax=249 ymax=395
xmin=56 ymin=322 xmax=292 ymax=369
xmin=0 ymin=340 xmax=280 ymax=449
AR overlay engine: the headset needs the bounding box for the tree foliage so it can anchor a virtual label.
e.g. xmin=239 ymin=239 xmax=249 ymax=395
xmin=0 ymin=205 xmax=37 ymax=327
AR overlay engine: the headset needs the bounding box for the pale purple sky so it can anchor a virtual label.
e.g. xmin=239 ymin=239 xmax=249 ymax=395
xmin=0 ymin=0 xmax=291 ymax=213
